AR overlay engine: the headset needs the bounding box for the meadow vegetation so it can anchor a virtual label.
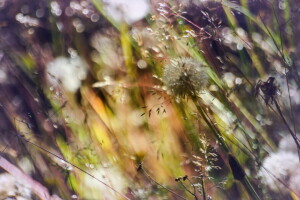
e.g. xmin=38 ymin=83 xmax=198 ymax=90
xmin=0 ymin=0 xmax=300 ymax=199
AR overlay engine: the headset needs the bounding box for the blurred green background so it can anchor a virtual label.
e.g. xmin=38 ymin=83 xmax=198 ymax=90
xmin=0 ymin=0 xmax=300 ymax=199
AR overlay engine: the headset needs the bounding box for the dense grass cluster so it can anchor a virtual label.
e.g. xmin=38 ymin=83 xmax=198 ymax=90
xmin=0 ymin=0 xmax=300 ymax=199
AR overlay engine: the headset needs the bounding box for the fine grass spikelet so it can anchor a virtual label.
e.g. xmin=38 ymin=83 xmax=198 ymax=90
xmin=162 ymin=57 xmax=208 ymax=97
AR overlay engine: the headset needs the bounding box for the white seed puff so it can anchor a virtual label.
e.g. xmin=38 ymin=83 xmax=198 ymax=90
xmin=162 ymin=57 xmax=208 ymax=97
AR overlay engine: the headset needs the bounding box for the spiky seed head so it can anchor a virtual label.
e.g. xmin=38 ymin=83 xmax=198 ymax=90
xmin=162 ymin=58 xmax=208 ymax=97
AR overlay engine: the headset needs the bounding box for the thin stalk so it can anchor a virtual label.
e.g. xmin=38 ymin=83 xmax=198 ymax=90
xmin=200 ymin=176 xmax=206 ymax=200
xmin=190 ymin=95 xmax=261 ymax=200
xmin=141 ymin=168 xmax=187 ymax=200
xmin=187 ymin=177 xmax=199 ymax=200
xmin=178 ymin=181 xmax=198 ymax=200
xmin=229 ymin=94 xmax=276 ymax=149
xmin=241 ymin=177 xmax=261 ymax=200
xmin=20 ymin=137 xmax=131 ymax=200
xmin=120 ymin=22 xmax=135 ymax=79
xmin=273 ymin=99 xmax=300 ymax=160
xmin=191 ymin=95 xmax=229 ymax=153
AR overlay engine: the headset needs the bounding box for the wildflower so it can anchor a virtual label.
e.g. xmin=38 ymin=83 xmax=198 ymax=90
xmin=259 ymin=135 xmax=300 ymax=195
xmin=103 ymin=0 xmax=150 ymax=25
xmin=162 ymin=57 xmax=208 ymax=98
xmin=279 ymin=134 xmax=300 ymax=154
xmin=0 ymin=173 xmax=32 ymax=199
xmin=289 ymin=168 xmax=300 ymax=196
xmin=274 ymin=74 xmax=300 ymax=105
xmin=83 ymin=166 xmax=127 ymax=199
xmin=46 ymin=56 xmax=87 ymax=92
xmin=258 ymin=151 xmax=300 ymax=193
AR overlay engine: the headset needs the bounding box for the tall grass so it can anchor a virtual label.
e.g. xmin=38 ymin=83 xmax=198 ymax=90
xmin=0 ymin=0 xmax=300 ymax=199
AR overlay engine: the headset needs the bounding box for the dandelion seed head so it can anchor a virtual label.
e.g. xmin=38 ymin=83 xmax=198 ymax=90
xmin=162 ymin=57 xmax=208 ymax=97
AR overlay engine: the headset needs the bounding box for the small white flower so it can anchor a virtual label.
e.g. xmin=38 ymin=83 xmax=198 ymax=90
xmin=47 ymin=56 xmax=87 ymax=92
xmin=0 ymin=173 xmax=32 ymax=199
xmin=83 ymin=166 xmax=127 ymax=199
xmin=274 ymin=74 xmax=300 ymax=105
xmin=223 ymin=72 xmax=235 ymax=88
xmin=289 ymin=167 xmax=300 ymax=196
xmin=103 ymin=0 xmax=150 ymax=25
xmin=258 ymin=151 xmax=300 ymax=193
xmin=279 ymin=134 xmax=300 ymax=154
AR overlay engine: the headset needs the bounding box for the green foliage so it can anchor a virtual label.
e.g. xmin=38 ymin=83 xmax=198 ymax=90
xmin=1 ymin=0 xmax=300 ymax=199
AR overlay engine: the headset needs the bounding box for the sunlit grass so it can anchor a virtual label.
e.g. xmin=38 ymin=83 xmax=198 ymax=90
xmin=1 ymin=0 xmax=300 ymax=199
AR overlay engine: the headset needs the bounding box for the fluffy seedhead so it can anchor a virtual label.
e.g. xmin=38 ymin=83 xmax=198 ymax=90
xmin=162 ymin=58 xmax=208 ymax=98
